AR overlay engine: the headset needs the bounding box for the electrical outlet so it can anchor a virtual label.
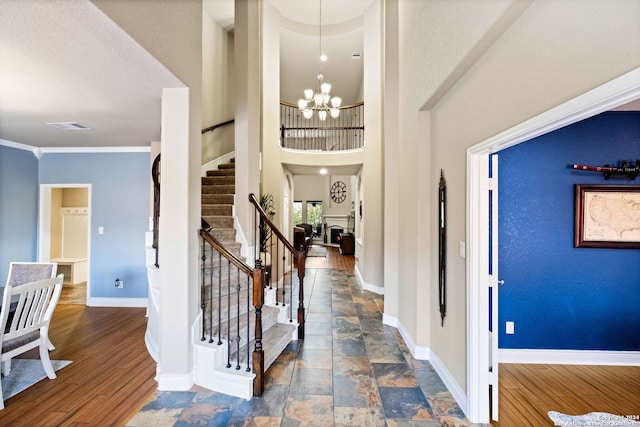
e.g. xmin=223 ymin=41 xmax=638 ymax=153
xmin=115 ymin=278 xmax=123 ymax=289
xmin=506 ymin=321 xmax=515 ymax=335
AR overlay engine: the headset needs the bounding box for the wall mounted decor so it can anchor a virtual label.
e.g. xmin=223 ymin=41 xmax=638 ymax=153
xmin=438 ymin=170 xmax=447 ymax=326
xmin=572 ymin=160 xmax=640 ymax=180
xmin=330 ymin=180 xmax=347 ymax=203
xmin=574 ymin=184 xmax=640 ymax=248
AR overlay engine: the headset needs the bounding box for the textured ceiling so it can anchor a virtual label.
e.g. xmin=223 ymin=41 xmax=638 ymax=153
xmin=205 ymin=0 xmax=372 ymax=106
xmin=0 ymin=0 xmax=183 ymax=149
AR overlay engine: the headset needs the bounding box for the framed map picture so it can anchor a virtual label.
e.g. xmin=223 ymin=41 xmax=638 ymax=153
xmin=574 ymin=184 xmax=640 ymax=249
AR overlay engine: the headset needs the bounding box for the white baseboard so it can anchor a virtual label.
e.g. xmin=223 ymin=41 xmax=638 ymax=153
xmin=155 ymin=372 xmax=194 ymax=391
xmin=430 ymin=350 xmax=468 ymax=419
xmin=87 ymin=297 xmax=148 ymax=307
xmin=499 ymin=349 xmax=640 ymax=366
xmin=382 ymin=313 xmax=398 ymax=328
xmin=382 ymin=313 xmax=468 ymax=418
xmin=354 ymin=266 xmax=384 ymax=295
xmin=395 ymin=320 xmax=430 ymax=360
xmin=201 ymin=151 xmax=235 ymax=176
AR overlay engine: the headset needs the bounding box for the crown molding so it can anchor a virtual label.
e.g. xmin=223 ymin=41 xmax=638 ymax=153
xmin=0 ymin=139 xmax=150 ymax=157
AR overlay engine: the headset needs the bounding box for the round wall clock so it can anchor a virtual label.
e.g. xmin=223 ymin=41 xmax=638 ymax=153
xmin=330 ymin=180 xmax=347 ymax=203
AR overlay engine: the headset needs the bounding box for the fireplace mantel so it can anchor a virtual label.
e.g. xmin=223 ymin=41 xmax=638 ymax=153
xmin=323 ymin=214 xmax=351 ymax=232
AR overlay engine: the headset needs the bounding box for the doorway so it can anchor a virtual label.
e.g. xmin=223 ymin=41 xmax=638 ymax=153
xmin=466 ymin=68 xmax=640 ymax=422
xmin=39 ymin=184 xmax=91 ymax=305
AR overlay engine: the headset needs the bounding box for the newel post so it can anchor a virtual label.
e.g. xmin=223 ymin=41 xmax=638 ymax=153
xmin=296 ymin=250 xmax=306 ymax=340
xmin=252 ymin=259 xmax=265 ymax=396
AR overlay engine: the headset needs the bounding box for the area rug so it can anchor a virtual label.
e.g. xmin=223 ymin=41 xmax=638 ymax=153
xmin=307 ymin=245 xmax=327 ymax=257
xmin=1 ymin=359 xmax=72 ymax=400
xmin=548 ymin=411 xmax=640 ymax=426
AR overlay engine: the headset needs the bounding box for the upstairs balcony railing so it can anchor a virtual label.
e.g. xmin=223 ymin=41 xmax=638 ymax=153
xmin=280 ymin=101 xmax=364 ymax=151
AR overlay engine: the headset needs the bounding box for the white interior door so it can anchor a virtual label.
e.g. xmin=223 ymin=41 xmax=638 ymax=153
xmin=489 ymin=154 xmax=501 ymax=421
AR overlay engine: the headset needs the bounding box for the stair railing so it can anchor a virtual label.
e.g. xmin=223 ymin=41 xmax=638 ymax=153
xmin=249 ymin=193 xmax=306 ymax=341
xmin=280 ymin=101 xmax=364 ymax=151
xmin=199 ymin=227 xmax=268 ymax=396
xmin=202 ymin=118 xmax=235 ymax=134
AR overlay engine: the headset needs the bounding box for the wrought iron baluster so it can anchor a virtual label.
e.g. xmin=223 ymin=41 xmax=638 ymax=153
xmin=236 ymin=266 xmax=241 ymax=370
xmin=226 ymin=259 xmax=231 ymax=369
xmin=289 ymin=255 xmax=293 ymax=322
xmin=246 ymin=274 xmax=251 ymax=372
xmin=216 ymin=251 xmax=222 ymax=345
xmin=200 ymin=236 xmax=206 ymax=341
xmin=208 ymin=245 xmax=214 ymax=343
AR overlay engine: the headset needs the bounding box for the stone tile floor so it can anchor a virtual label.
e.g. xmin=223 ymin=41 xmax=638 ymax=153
xmin=127 ymin=269 xmax=487 ymax=426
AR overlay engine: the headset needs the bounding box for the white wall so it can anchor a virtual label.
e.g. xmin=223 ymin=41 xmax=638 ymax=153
xmin=358 ymin=0 xmax=384 ymax=291
xmin=93 ymin=0 xmax=202 ymax=389
xmin=202 ymin=12 xmax=235 ymax=165
xmin=235 ymin=0 xmax=264 ymax=259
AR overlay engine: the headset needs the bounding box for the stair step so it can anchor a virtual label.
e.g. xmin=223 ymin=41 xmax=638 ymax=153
xmin=208 ymin=305 xmax=280 ymax=349
xmin=262 ymin=322 xmax=297 ymax=369
xmin=202 ymin=184 xmax=235 ymax=195
xmin=202 ymin=205 xmax=233 ymax=216
xmin=206 ymin=229 xmax=238 ymax=244
xmin=218 ymin=163 xmax=236 ymax=170
xmin=202 ymin=194 xmax=234 ymax=204
xmin=206 ymin=169 xmax=235 ymax=177
xmin=202 ymin=176 xmax=234 ymax=185
xmin=203 ymin=216 xmax=234 ymax=228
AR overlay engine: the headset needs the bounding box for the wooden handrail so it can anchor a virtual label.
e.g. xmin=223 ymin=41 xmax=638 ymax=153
xmin=248 ymin=193 xmax=298 ymax=255
xmin=199 ymin=228 xmax=252 ymax=276
xmin=201 ymin=119 xmax=235 ymax=134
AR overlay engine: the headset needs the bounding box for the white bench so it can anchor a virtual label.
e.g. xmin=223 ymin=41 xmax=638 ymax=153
xmin=50 ymin=258 xmax=87 ymax=285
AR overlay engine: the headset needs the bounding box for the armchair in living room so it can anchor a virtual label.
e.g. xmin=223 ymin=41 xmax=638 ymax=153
xmin=293 ymin=226 xmax=312 ymax=254
xmin=295 ymin=223 xmax=313 ymax=240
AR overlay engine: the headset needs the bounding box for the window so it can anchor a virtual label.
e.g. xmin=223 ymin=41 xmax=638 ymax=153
xmin=292 ymin=201 xmax=302 ymax=225
xmin=306 ymin=201 xmax=322 ymax=226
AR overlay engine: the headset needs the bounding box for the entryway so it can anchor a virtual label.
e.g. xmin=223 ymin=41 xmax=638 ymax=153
xmin=38 ymin=184 xmax=91 ymax=305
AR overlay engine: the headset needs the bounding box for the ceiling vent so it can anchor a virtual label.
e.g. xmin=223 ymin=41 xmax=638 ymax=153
xmin=46 ymin=122 xmax=91 ymax=131
xmin=351 ymin=52 xmax=361 ymax=60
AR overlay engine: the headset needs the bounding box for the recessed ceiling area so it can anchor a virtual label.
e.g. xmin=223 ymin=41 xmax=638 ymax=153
xmin=283 ymin=163 xmax=362 ymax=176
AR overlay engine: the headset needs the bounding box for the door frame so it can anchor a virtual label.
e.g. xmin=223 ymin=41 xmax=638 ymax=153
xmin=38 ymin=183 xmax=92 ymax=305
xmin=466 ymin=67 xmax=640 ymax=422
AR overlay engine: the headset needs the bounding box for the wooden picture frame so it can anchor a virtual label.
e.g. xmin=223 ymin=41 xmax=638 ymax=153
xmin=574 ymin=184 xmax=640 ymax=249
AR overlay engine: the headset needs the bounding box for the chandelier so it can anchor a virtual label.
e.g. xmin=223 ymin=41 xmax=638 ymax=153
xmin=297 ymin=0 xmax=342 ymax=120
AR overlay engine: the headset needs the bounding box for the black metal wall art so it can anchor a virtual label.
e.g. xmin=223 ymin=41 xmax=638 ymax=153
xmin=438 ymin=170 xmax=446 ymax=326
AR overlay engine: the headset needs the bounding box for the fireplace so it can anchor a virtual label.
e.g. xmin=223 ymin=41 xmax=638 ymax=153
xmin=330 ymin=228 xmax=344 ymax=244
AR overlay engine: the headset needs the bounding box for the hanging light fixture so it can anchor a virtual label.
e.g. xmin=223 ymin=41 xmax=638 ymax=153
xmin=297 ymin=0 xmax=342 ymax=120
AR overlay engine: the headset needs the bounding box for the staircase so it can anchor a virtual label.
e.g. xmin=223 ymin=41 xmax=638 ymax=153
xmin=194 ymin=158 xmax=297 ymax=399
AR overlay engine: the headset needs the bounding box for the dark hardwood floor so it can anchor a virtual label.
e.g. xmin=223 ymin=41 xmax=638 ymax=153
xmin=0 ymin=305 xmax=157 ymax=425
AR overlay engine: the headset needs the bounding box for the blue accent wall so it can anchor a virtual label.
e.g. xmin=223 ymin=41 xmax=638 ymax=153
xmin=498 ymin=111 xmax=640 ymax=351
xmin=0 ymin=146 xmax=39 ymax=282
xmin=39 ymin=153 xmax=150 ymax=299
